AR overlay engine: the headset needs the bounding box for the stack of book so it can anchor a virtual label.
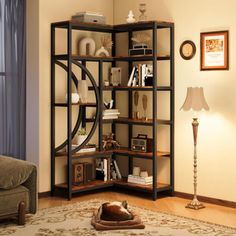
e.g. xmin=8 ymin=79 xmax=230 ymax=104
xmin=69 ymin=144 xmax=96 ymax=153
xmin=103 ymin=109 xmax=120 ymax=120
xmin=95 ymin=159 xmax=122 ymax=182
xmin=127 ymin=64 xmax=153 ymax=87
xmin=112 ymin=160 xmax=122 ymax=180
xmin=95 ymin=158 xmax=110 ymax=182
xmin=127 ymin=174 xmax=153 ymax=185
xmin=77 ymin=144 xmax=96 ymax=153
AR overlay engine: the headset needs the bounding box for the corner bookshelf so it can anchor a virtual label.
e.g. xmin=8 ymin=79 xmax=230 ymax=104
xmin=51 ymin=20 xmax=174 ymax=200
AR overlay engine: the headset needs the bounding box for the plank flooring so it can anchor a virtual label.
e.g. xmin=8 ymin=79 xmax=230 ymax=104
xmin=39 ymin=190 xmax=236 ymax=228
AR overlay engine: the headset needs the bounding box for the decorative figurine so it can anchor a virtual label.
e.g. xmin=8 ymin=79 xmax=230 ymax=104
xmin=95 ymin=36 xmax=113 ymax=57
xmin=104 ymin=99 xmax=114 ymax=109
xmin=79 ymin=37 xmax=96 ymax=56
xmin=126 ymin=10 xmax=136 ymax=23
xmin=65 ymin=93 xmax=80 ymax=104
xmin=131 ymin=33 xmax=151 ymax=48
xmin=142 ymin=94 xmax=148 ymax=121
xmin=110 ymin=67 xmax=122 ymax=86
xmin=104 ymin=80 xmax=110 ymax=87
xmin=95 ymin=46 xmax=109 ymax=57
xmin=139 ymin=3 xmax=147 ymax=21
xmin=102 ymin=133 xmax=120 ymax=150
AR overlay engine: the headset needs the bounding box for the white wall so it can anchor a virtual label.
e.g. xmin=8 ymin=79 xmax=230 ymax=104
xmin=27 ymin=0 xmax=236 ymax=202
xmin=114 ymin=0 xmax=236 ymax=202
xmin=26 ymin=0 xmax=39 ymax=166
xmin=27 ymin=0 xmax=114 ymax=192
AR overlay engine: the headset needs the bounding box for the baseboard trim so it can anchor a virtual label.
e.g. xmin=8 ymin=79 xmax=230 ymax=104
xmin=38 ymin=191 xmax=51 ymax=199
xmin=175 ymin=191 xmax=236 ymax=209
xmin=38 ymin=190 xmax=236 ymax=209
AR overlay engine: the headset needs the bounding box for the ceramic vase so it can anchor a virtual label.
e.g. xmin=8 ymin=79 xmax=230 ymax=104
xmin=95 ymin=46 xmax=109 ymax=57
xmin=78 ymin=80 xmax=88 ymax=103
xmin=65 ymin=93 xmax=80 ymax=104
xmin=76 ymin=134 xmax=88 ymax=146
xmin=79 ymin=37 xmax=96 ymax=56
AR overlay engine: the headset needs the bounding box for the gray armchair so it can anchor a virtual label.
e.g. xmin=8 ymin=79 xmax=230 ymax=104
xmin=0 ymin=155 xmax=37 ymax=225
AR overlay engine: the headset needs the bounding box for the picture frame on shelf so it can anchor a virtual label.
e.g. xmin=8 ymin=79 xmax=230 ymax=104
xmin=110 ymin=67 xmax=122 ymax=86
xmin=200 ymin=31 xmax=229 ymax=70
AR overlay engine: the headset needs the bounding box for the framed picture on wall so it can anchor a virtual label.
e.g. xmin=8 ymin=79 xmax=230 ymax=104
xmin=200 ymin=31 xmax=229 ymax=70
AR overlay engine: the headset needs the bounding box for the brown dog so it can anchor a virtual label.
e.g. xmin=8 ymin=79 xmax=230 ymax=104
xmin=99 ymin=201 xmax=133 ymax=221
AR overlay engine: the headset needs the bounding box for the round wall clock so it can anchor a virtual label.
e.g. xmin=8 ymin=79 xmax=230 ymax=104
xmin=179 ymin=40 xmax=196 ymax=60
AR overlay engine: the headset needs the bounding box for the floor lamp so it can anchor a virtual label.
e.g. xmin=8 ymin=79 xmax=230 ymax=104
xmin=181 ymin=87 xmax=209 ymax=210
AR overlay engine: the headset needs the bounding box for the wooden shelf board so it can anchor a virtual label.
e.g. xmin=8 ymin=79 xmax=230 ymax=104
xmin=113 ymin=55 xmax=171 ymax=61
xmin=113 ymin=147 xmax=170 ymax=159
xmin=114 ymin=178 xmax=170 ymax=192
xmin=85 ymin=117 xmax=172 ymax=126
xmin=52 ymin=20 xmax=174 ymax=32
xmin=53 ymin=54 xmax=171 ymax=62
xmin=51 ymin=21 xmax=113 ymax=33
xmin=115 ymin=117 xmax=172 ymax=125
xmin=55 ymin=179 xmax=170 ymax=194
xmin=96 ymin=86 xmax=172 ymax=91
xmin=79 ymin=102 xmax=97 ymax=107
xmin=55 ymin=149 xmax=113 ymax=158
xmin=114 ymin=20 xmax=174 ymax=31
xmin=54 ymin=102 xmax=96 ymax=107
xmin=104 ymin=86 xmax=153 ymax=91
xmin=56 ymin=180 xmax=114 ymax=192
xmin=72 ymin=55 xmax=114 ymax=62
xmin=55 ymin=147 xmax=170 ymax=159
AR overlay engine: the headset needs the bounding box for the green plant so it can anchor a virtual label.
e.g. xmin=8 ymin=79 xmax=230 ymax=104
xmin=78 ymin=128 xmax=87 ymax=136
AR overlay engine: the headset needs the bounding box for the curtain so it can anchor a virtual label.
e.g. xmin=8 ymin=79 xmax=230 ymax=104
xmin=0 ymin=0 xmax=26 ymax=159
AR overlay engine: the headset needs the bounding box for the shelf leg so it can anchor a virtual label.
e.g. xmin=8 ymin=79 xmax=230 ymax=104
xmin=152 ymin=23 xmax=158 ymax=201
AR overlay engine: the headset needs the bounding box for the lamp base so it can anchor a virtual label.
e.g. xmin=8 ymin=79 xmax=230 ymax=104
xmin=186 ymin=198 xmax=205 ymax=210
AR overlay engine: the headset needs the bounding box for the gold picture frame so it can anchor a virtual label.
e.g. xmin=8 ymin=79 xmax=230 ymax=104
xmin=200 ymin=31 xmax=229 ymax=70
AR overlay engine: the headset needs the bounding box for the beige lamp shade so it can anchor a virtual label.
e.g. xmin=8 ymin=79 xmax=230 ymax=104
xmin=181 ymin=87 xmax=209 ymax=111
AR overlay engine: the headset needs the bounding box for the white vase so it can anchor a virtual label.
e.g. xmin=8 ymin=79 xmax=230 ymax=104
xmin=65 ymin=93 xmax=80 ymax=104
xmin=95 ymin=46 xmax=109 ymax=57
xmin=75 ymin=135 xmax=88 ymax=146
xmin=78 ymin=80 xmax=88 ymax=103
xmin=79 ymin=37 xmax=96 ymax=56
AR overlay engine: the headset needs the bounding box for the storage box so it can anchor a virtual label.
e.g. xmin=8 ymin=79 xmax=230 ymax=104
xmin=72 ymin=14 xmax=106 ymax=24
xmin=129 ymin=48 xmax=153 ymax=56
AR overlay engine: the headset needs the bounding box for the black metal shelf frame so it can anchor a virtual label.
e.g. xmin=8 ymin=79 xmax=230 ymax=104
xmin=51 ymin=21 xmax=174 ymax=200
xmin=53 ymin=54 xmax=171 ymax=62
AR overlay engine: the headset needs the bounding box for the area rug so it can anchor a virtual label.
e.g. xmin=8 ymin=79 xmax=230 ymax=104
xmin=0 ymin=199 xmax=236 ymax=236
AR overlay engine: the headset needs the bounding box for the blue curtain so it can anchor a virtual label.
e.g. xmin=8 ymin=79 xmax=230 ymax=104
xmin=0 ymin=0 xmax=26 ymax=159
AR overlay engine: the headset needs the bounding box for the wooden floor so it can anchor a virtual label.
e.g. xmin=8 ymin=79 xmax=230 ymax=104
xmin=39 ymin=190 xmax=236 ymax=228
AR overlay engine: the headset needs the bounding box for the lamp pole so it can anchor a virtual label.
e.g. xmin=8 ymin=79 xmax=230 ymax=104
xmin=186 ymin=118 xmax=205 ymax=210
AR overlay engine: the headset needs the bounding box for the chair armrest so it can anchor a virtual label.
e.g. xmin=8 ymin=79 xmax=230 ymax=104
xmin=22 ymin=165 xmax=37 ymax=214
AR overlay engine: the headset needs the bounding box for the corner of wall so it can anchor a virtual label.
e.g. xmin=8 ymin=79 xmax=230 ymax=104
xmin=26 ymin=0 xmax=40 ymax=167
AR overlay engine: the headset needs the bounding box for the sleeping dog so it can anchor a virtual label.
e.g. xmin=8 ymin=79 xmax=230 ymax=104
xmin=98 ymin=201 xmax=133 ymax=221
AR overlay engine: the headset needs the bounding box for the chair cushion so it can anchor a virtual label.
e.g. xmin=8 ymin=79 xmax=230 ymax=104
xmin=0 ymin=155 xmax=35 ymax=189
xmin=0 ymin=185 xmax=30 ymax=216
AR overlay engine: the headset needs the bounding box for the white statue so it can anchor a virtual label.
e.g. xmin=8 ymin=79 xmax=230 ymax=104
xmin=79 ymin=37 xmax=95 ymax=56
xmin=126 ymin=10 xmax=136 ymax=23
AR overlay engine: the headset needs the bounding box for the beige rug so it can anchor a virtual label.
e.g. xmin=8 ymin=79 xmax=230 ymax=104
xmin=0 ymin=199 xmax=236 ymax=236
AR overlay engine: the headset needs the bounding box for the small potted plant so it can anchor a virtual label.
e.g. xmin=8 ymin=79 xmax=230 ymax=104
xmin=75 ymin=128 xmax=88 ymax=146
